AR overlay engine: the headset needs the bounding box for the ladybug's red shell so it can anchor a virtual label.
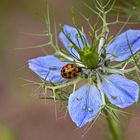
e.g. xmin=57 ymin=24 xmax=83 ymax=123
xmin=61 ymin=64 xmax=81 ymax=79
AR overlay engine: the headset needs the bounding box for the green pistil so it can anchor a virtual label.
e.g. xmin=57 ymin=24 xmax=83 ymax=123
xmin=78 ymin=47 xmax=99 ymax=69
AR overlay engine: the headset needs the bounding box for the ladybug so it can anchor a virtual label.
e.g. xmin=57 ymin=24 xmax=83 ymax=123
xmin=61 ymin=64 xmax=81 ymax=79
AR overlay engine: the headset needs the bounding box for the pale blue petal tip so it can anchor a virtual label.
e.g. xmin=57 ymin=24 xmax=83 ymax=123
xmin=28 ymin=55 xmax=69 ymax=83
xmin=101 ymin=74 xmax=139 ymax=108
xmin=59 ymin=24 xmax=89 ymax=58
xmin=106 ymin=30 xmax=140 ymax=61
xmin=68 ymin=84 xmax=103 ymax=128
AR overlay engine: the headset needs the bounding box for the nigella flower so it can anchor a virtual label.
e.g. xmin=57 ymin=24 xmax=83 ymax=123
xmin=28 ymin=25 xmax=140 ymax=128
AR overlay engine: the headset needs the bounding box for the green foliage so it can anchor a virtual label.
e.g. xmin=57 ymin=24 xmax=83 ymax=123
xmin=115 ymin=0 xmax=140 ymax=20
xmin=0 ymin=124 xmax=17 ymax=140
xmin=81 ymin=0 xmax=140 ymax=20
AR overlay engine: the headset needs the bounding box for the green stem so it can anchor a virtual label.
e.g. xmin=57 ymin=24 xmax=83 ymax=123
xmin=104 ymin=109 xmax=122 ymax=140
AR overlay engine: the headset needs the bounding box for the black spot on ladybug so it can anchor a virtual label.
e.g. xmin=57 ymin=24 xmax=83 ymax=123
xmin=68 ymin=75 xmax=72 ymax=79
xmin=68 ymin=72 xmax=72 ymax=74
xmin=62 ymin=69 xmax=65 ymax=72
xmin=63 ymin=73 xmax=67 ymax=76
xmin=73 ymin=73 xmax=76 ymax=77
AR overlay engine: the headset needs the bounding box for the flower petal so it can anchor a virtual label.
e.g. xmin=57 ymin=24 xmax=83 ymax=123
xmin=28 ymin=55 xmax=69 ymax=83
xmin=68 ymin=84 xmax=103 ymax=128
xmin=59 ymin=25 xmax=89 ymax=58
xmin=101 ymin=74 xmax=139 ymax=108
xmin=106 ymin=30 xmax=140 ymax=61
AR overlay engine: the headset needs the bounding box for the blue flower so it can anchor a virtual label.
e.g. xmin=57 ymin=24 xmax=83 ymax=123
xmin=28 ymin=25 xmax=140 ymax=128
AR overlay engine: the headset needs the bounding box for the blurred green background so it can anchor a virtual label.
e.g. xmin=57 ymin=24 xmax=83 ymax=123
xmin=0 ymin=0 xmax=140 ymax=140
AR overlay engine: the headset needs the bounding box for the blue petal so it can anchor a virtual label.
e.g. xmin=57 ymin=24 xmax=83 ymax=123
xmin=59 ymin=25 xmax=89 ymax=58
xmin=68 ymin=84 xmax=103 ymax=128
xmin=101 ymin=74 xmax=139 ymax=108
xmin=28 ymin=55 xmax=69 ymax=83
xmin=106 ymin=30 xmax=140 ymax=61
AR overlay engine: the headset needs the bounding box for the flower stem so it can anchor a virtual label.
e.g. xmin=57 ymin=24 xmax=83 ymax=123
xmin=104 ymin=109 xmax=122 ymax=140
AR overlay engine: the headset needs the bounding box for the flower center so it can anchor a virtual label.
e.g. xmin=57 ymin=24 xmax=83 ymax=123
xmin=78 ymin=46 xmax=99 ymax=69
